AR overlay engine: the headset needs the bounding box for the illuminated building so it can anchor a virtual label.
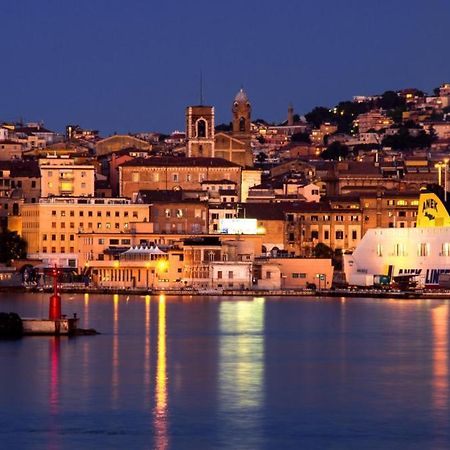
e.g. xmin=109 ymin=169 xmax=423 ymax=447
xmin=21 ymin=197 xmax=150 ymax=268
xmin=39 ymin=156 xmax=95 ymax=197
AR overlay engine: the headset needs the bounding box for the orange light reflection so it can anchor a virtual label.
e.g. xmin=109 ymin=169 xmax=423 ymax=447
xmin=144 ymin=295 xmax=151 ymax=403
xmin=154 ymin=294 xmax=168 ymax=450
xmin=432 ymin=303 xmax=448 ymax=413
xmin=112 ymin=294 xmax=119 ymax=408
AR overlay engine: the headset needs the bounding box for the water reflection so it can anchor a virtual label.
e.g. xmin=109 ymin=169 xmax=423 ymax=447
xmin=432 ymin=303 xmax=449 ymax=416
xmin=218 ymin=298 xmax=265 ymax=444
xmin=83 ymin=293 xmax=89 ymax=328
xmin=49 ymin=337 xmax=60 ymax=450
xmin=111 ymin=294 xmax=119 ymax=408
xmin=154 ymin=294 xmax=168 ymax=450
xmin=144 ymin=295 xmax=151 ymax=404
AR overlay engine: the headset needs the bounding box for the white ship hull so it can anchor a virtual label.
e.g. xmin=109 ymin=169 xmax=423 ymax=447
xmin=344 ymin=227 xmax=450 ymax=287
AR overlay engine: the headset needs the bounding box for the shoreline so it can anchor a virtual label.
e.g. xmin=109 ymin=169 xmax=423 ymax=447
xmin=1 ymin=285 xmax=450 ymax=299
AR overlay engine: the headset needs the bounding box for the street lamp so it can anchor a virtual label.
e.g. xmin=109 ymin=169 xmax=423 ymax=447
xmin=435 ymin=161 xmax=445 ymax=187
xmin=445 ymin=159 xmax=449 ymax=202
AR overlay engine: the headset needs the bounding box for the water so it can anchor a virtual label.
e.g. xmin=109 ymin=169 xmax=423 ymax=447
xmin=0 ymin=293 xmax=449 ymax=450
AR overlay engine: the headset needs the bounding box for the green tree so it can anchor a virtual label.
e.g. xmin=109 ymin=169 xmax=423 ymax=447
xmin=313 ymin=243 xmax=333 ymax=258
xmin=305 ymin=107 xmax=334 ymax=128
xmin=0 ymin=230 xmax=27 ymax=264
xmin=291 ymin=132 xmax=311 ymax=143
xmin=321 ymin=141 xmax=349 ymax=160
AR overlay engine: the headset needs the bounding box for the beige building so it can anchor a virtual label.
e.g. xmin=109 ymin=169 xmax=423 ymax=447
xmin=39 ymin=156 xmax=95 ymax=197
xmin=21 ymin=197 xmax=150 ymax=268
xmin=95 ymin=135 xmax=151 ymax=156
xmin=119 ymin=157 xmax=242 ymax=200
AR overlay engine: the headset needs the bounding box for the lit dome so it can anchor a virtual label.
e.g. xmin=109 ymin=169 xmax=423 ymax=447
xmin=234 ymin=88 xmax=249 ymax=103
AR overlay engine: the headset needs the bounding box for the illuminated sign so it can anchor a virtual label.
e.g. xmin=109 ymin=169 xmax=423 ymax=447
xmin=219 ymin=218 xmax=257 ymax=235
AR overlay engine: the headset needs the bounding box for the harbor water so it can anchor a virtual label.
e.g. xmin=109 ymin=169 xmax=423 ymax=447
xmin=0 ymin=293 xmax=449 ymax=449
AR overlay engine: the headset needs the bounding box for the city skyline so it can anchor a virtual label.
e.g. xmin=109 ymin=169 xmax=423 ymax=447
xmin=2 ymin=0 xmax=450 ymax=134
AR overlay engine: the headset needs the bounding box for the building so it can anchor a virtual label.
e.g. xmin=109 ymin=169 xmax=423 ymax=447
xmin=39 ymin=156 xmax=95 ymax=197
xmin=186 ymin=105 xmax=215 ymax=158
xmin=119 ymin=157 xmax=242 ymax=200
xmin=21 ymin=197 xmax=150 ymax=268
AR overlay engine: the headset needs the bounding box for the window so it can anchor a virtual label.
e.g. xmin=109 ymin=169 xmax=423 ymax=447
xmin=97 ymin=211 xmax=102 ymax=217
xmin=88 ymin=211 xmax=93 ymax=217
xmin=132 ymin=172 xmax=140 ymax=182
xmin=80 ymin=211 xmax=84 ymax=217
xmin=352 ymin=230 xmax=358 ymax=240
xmin=69 ymin=235 xmax=74 ymax=241
xmin=132 ymin=211 xmax=138 ymax=218
xmin=52 ymin=210 xmax=57 ymax=216
xmin=52 ymin=222 xmax=56 ymax=229
xmin=395 ymin=243 xmax=406 ymax=256
xmin=266 ymin=271 xmax=271 ymax=279
xmin=176 ymin=209 xmax=183 ymax=218
xmin=397 ymin=200 xmax=407 ymax=206
xmin=387 ymin=200 xmax=395 ymax=206
xmin=311 ymin=231 xmax=319 ymax=239
xmin=311 ymin=215 xmax=319 ymax=222
xmin=217 ymin=270 xmax=222 ymax=279
xmin=398 ymin=211 xmax=406 ymax=217
xmin=212 ymin=213 xmax=219 ymax=220
xmin=43 ymin=234 xmax=47 ymax=241
xmin=165 ymin=209 xmax=171 ymax=218
xmin=197 ymin=119 xmax=207 ymax=137
xmin=228 ymin=271 xmax=233 ymax=279
xmin=335 ymin=230 xmax=344 ymax=240
xmin=288 ymin=232 xmax=295 ymax=242
xmin=292 ymin=273 xmax=306 ymax=279
xmin=106 ymin=211 xmax=111 ymax=217
xmin=350 ymin=215 xmax=359 ymax=222
xmin=377 ymin=243 xmax=383 ymax=257
xmin=411 ymin=200 xmax=419 ymax=206
xmin=335 ymin=215 xmax=344 ymax=222
xmin=61 ymin=222 xmax=65 ymax=229
xmin=172 ymin=173 xmax=179 ymax=182
xmin=442 ymin=243 xmax=450 ymax=256
xmin=418 ymin=243 xmax=429 ymax=257
xmin=70 ymin=211 xmax=74 ymax=217
xmin=324 ymin=230 xmax=329 ymax=240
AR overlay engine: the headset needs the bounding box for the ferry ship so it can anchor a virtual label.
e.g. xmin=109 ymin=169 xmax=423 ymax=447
xmin=344 ymin=185 xmax=450 ymax=288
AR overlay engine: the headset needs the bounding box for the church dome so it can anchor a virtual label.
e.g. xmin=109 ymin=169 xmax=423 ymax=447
xmin=234 ymin=88 xmax=249 ymax=103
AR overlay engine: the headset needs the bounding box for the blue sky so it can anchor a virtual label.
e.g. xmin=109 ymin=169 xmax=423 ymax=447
xmin=1 ymin=0 xmax=449 ymax=135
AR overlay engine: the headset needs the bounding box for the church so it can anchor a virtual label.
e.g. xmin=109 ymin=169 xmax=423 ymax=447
xmin=186 ymin=89 xmax=254 ymax=167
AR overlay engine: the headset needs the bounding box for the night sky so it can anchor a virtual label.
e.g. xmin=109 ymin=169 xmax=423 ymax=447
xmin=2 ymin=0 xmax=449 ymax=135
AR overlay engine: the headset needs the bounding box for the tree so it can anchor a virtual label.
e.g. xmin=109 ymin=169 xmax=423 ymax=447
xmin=0 ymin=230 xmax=27 ymax=264
xmin=376 ymin=91 xmax=406 ymax=110
xmin=321 ymin=141 xmax=349 ymax=160
xmin=305 ymin=107 xmax=334 ymax=128
xmin=313 ymin=243 xmax=333 ymax=258
xmin=291 ymin=132 xmax=311 ymax=143
xmin=256 ymin=152 xmax=267 ymax=163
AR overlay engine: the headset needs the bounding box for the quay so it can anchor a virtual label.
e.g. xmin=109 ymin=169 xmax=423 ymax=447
xmin=15 ymin=284 xmax=450 ymax=299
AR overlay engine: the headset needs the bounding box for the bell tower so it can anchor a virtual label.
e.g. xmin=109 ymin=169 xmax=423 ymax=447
xmin=186 ymin=105 xmax=215 ymax=158
xmin=232 ymin=88 xmax=251 ymax=135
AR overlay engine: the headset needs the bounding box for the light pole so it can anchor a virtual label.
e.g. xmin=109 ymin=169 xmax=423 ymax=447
xmin=435 ymin=162 xmax=445 ymax=187
xmin=445 ymin=159 xmax=449 ymax=202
